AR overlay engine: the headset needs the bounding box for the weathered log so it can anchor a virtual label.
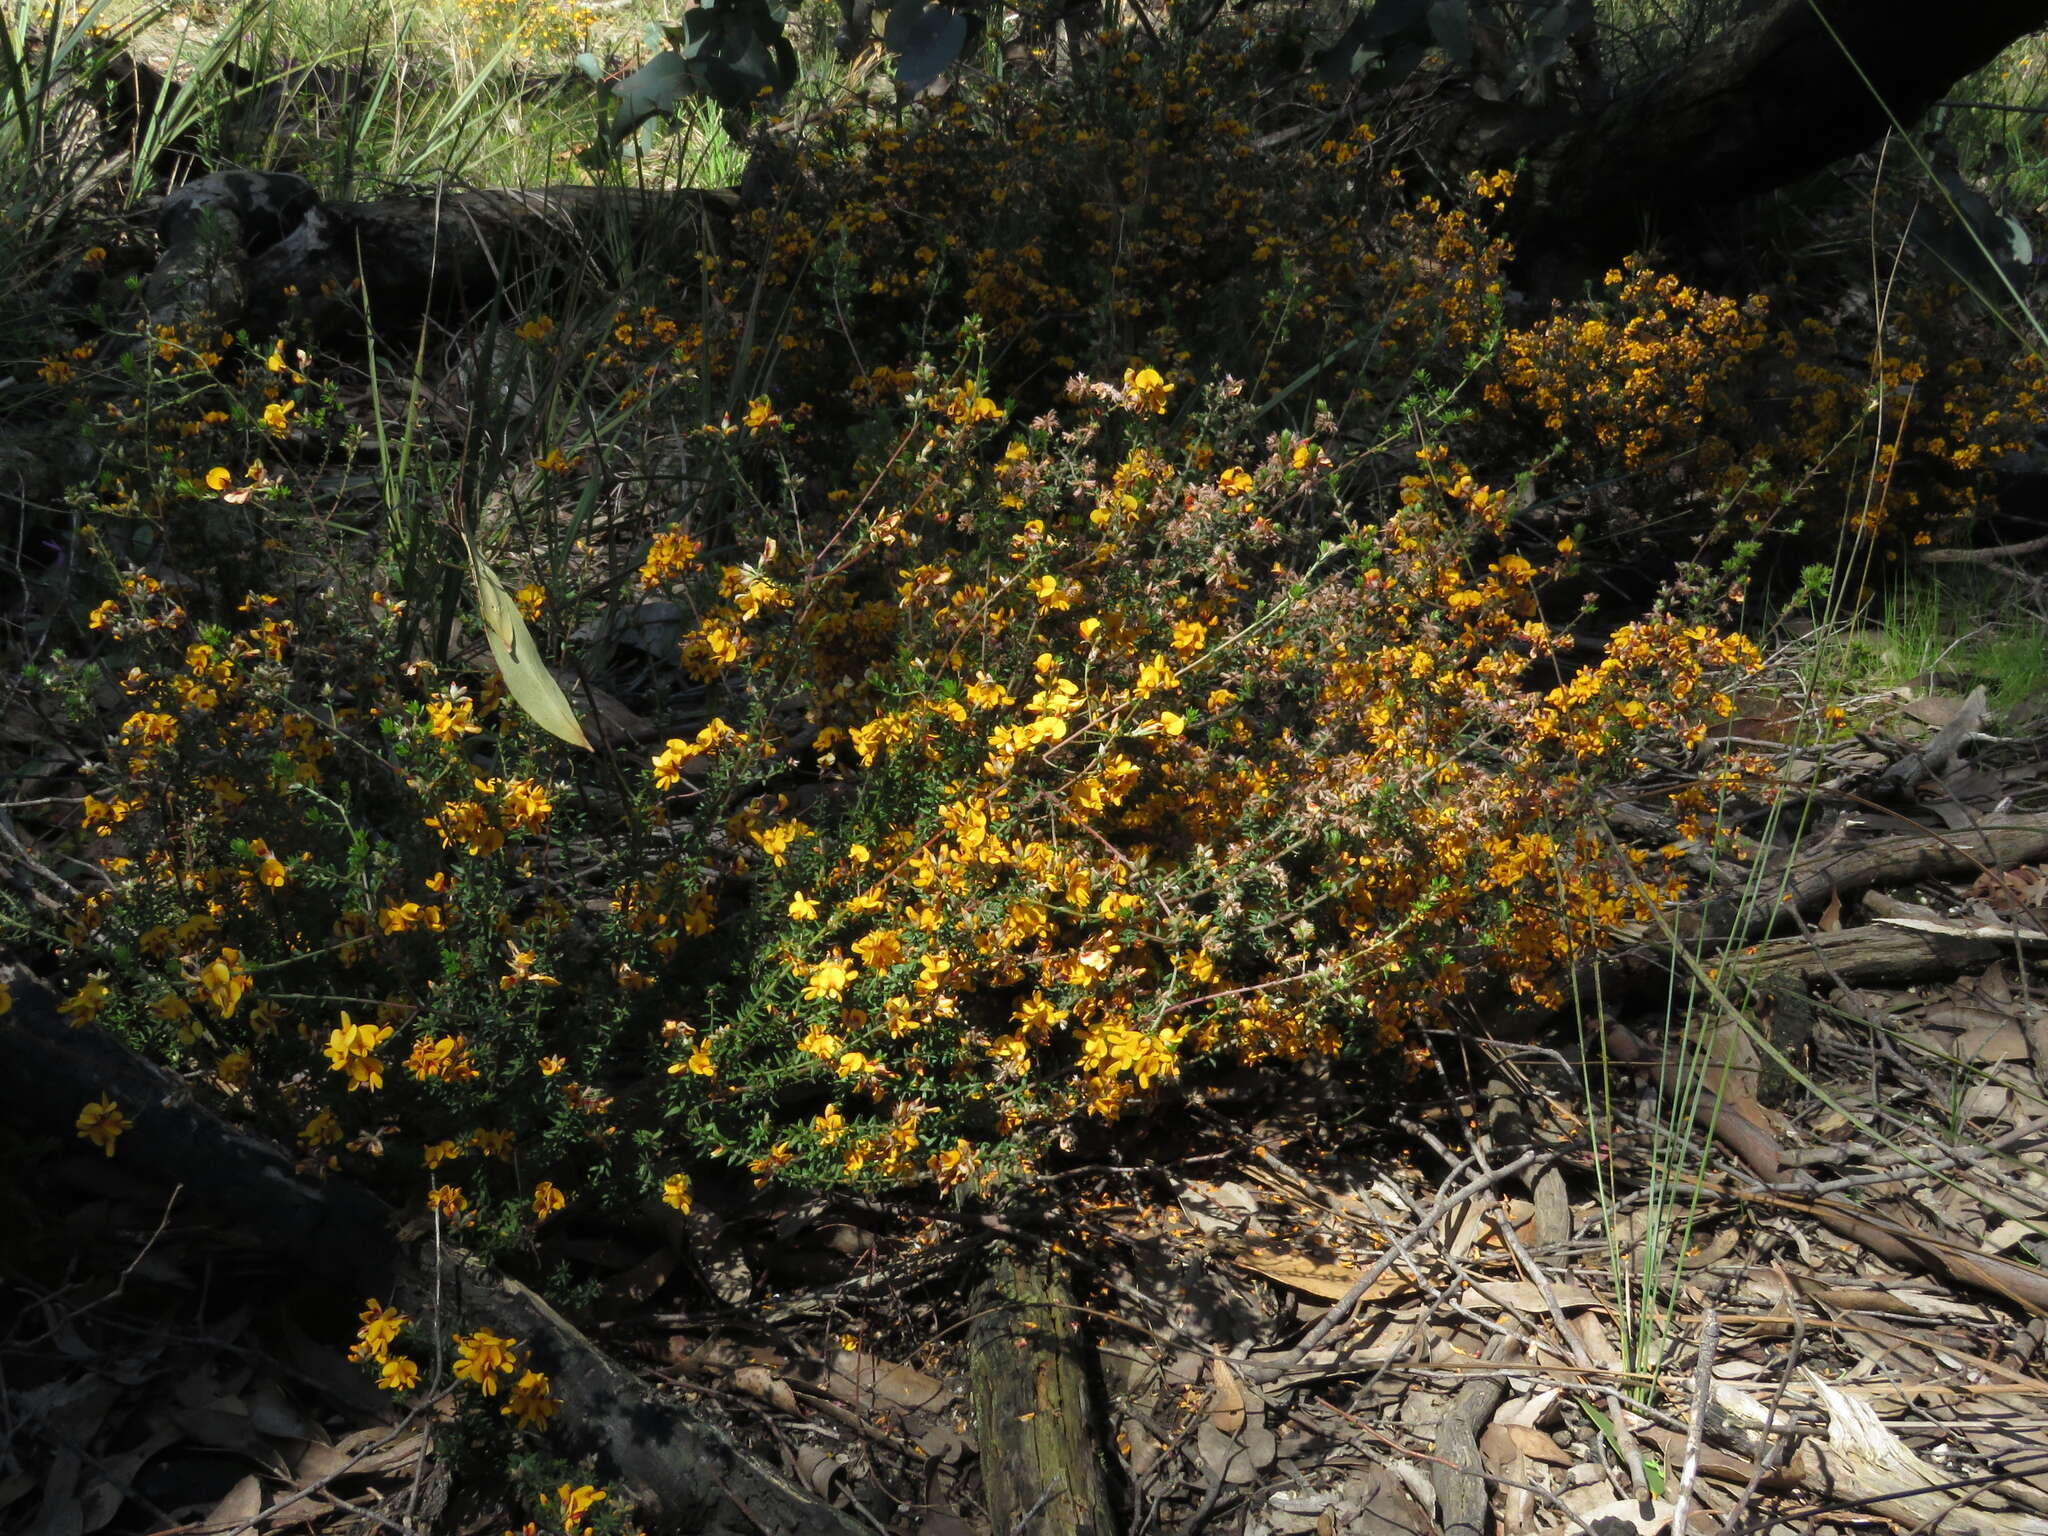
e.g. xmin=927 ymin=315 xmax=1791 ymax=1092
xmin=134 ymin=172 xmax=738 ymax=340
xmin=1483 ymin=815 xmax=2048 ymax=1041
xmin=1775 ymin=815 xmax=2048 ymax=913
xmin=966 ymin=1241 xmax=1116 ymax=1536
xmin=1729 ymin=916 xmax=2048 ymax=991
xmin=1682 ymin=813 xmax=2048 ymax=949
xmin=0 ymin=976 xmax=864 ymax=1536
xmin=242 ymin=183 xmax=738 ymax=337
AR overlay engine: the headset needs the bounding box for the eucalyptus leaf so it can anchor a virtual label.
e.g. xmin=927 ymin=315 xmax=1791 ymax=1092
xmin=464 ymin=535 xmax=593 ymax=751
xmin=676 ymin=7 xmax=719 ymax=58
xmin=1532 ymin=0 xmax=1573 ymax=40
xmin=1381 ymin=39 xmax=1428 ymax=85
xmin=1359 ymin=0 xmax=1429 ymax=42
xmin=607 ymin=50 xmax=694 ymax=142
xmin=1426 ymin=0 xmax=1473 ymax=67
xmin=885 ymin=0 xmax=968 ymax=95
xmin=1314 ymin=10 xmax=1377 ymax=84
xmin=1911 ymin=171 xmax=2034 ymax=299
xmin=770 ymin=30 xmax=799 ymax=95
xmin=610 ymin=0 xmax=796 ymax=137
xmin=690 ymin=55 xmax=762 ymax=112
xmin=1314 ymin=0 xmax=1433 ymax=87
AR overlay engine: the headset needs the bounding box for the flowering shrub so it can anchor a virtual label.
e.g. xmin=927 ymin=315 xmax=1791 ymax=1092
xmin=27 ymin=13 xmax=2005 ymax=1226
xmin=457 ymin=0 xmax=599 ymax=55
xmin=11 ymin=17 xmax=2038 ymax=1526
xmin=639 ymin=368 xmax=1760 ymax=1183
xmin=1488 ymin=258 xmax=1773 ymax=478
xmin=20 ymin=328 xmax=1763 ymax=1227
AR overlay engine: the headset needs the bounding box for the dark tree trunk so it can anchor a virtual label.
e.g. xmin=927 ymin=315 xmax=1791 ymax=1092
xmin=1458 ymin=0 xmax=2048 ymax=258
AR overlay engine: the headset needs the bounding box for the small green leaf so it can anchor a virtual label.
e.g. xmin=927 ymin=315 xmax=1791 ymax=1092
xmin=465 ymin=535 xmax=593 ymax=751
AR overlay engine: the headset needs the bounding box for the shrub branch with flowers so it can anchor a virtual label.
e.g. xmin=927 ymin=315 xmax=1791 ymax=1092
xmin=1481 ymin=253 xmax=2048 ymax=557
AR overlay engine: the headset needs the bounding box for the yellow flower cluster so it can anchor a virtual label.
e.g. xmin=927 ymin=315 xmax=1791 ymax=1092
xmin=325 ymin=1013 xmax=395 ymax=1092
xmin=639 ymin=525 xmax=704 ymax=591
xmin=1486 ymin=251 xmax=2048 ymax=547
xmin=453 ymin=0 xmax=596 ymax=54
xmin=76 ymin=1096 xmax=130 ymax=1155
xmin=349 ymin=1300 xmax=419 ymax=1391
xmin=1488 ymin=257 xmax=1770 ymax=473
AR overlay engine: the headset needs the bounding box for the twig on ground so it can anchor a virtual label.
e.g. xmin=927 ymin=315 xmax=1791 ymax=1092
xmin=1672 ymin=1309 xmax=1721 ymax=1536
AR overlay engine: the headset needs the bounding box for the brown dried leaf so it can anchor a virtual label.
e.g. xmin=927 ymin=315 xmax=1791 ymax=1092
xmin=794 ymin=1445 xmax=846 ymax=1500
xmin=600 ymin=1247 xmax=676 ymax=1305
xmin=243 ymin=1383 xmax=314 ymax=1442
xmin=1467 ymin=1279 xmax=1602 ymax=1314
xmin=1956 ymin=1023 xmax=2032 ymax=1062
xmin=1569 ymin=1310 xmax=1625 ymax=1372
xmin=732 ymin=1365 xmax=798 ymax=1415
xmin=1234 ymin=1249 xmax=1408 ymax=1303
xmin=1480 ymin=1422 xmax=1575 ymax=1469
xmin=1573 ymin=1497 xmax=1674 ymax=1536
xmin=1207 ymin=1357 xmax=1246 ymax=1435
xmin=1195 ymin=1418 xmax=1275 ymax=1485
xmin=1902 ymin=692 xmax=1975 ymax=728
xmin=1641 ymin=1426 xmax=1801 ymax=1492
xmin=200 ymin=1474 xmax=262 ymax=1532
xmin=820 ymin=1351 xmax=954 ymax=1416
xmin=324 ymin=1428 xmax=425 ymax=1478
xmin=1970 ymin=865 xmax=2047 ymax=913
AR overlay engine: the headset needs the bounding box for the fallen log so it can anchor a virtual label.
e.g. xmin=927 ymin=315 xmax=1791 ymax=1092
xmin=1684 ymin=813 xmax=2048 ymax=949
xmin=1727 ymin=915 xmax=2048 ymax=991
xmin=244 ymin=183 xmax=738 ymax=337
xmin=138 ymin=170 xmax=739 ymax=341
xmin=1474 ymin=814 xmax=2048 ymax=1037
xmin=0 ymin=975 xmax=865 ymax=1536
